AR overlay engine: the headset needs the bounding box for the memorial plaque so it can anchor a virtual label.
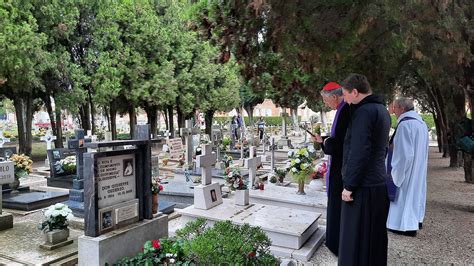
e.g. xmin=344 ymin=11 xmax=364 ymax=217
xmin=168 ymin=138 xmax=183 ymax=159
xmin=115 ymin=200 xmax=139 ymax=223
xmin=0 ymin=161 xmax=14 ymax=185
xmin=97 ymin=154 xmax=136 ymax=208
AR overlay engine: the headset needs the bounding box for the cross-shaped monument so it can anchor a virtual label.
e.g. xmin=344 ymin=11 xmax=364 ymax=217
xmin=0 ymin=131 xmax=11 ymax=148
xmin=194 ymin=144 xmax=221 ymax=209
xmin=40 ymin=131 xmax=57 ymax=150
xmin=244 ymin=146 xmax=261 ymax=189
xmin=180 ymin=120 xmax=199 ymax=169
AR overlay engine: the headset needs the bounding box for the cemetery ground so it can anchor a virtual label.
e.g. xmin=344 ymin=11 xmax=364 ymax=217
xmin=0 ymin=145 xmax=472 ymax=264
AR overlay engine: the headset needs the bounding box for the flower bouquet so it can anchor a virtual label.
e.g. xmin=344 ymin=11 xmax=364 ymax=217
xmin=286 ymin=145 xmax=317 ymax=195
xmin=10 ymin=153 xmax=33 ymax=179
xmin=222 ymin=154 xmax=233 ymax=168
xmin=152 ymin=176 xmax=164 ymax=194
xmin=274 ymin=168 xmax=288 ymax=184
xmin=59 ymin=156 xmax=76 ymax=175
xmin=38 ymin=203 xmax=74 ymax=232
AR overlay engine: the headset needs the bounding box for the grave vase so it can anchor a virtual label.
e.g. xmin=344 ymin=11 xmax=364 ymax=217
xmin=10 ymin=177 xmax=20 ymax=193
xmin=297 ymin=180 xmax=306 ymax=195
xmin=43 ymin=228 xmax=70 ymax=245
xmin=234 ymin=189 xmax=249 ymax=206
xmin=152 ymin=193 xmax=158 ymax=214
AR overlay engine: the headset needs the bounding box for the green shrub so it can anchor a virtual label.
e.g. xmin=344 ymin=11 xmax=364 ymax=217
xmin=115 ymin=218 xmax=279 ymax=265
xmin=390 ymin=113 xmax=435 ymax=129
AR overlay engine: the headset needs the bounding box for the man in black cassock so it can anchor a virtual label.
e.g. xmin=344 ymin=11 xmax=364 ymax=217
xmin=338 ymin=74 xmax=391 ymax=266
xmin=312 ymin=82 xmax=350 ymax=256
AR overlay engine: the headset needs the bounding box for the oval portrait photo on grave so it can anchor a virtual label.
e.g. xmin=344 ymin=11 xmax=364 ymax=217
xmin=123 ymin=159 xmax=134 ymax=177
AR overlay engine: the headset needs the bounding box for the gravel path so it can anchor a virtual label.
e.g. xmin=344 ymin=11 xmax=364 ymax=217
xmin=308 ymin=147 xmax=474 ymax=265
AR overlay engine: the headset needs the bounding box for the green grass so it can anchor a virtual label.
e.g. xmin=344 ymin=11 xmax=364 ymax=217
xmin=31 ymin=142 xmax=48 ymax=160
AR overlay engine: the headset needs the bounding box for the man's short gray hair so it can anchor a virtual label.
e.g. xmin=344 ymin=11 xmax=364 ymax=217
xmin=393 ymin=97 xmax=414 ymax=112
xmin=320 ymin=88 xmax=343 ymax=97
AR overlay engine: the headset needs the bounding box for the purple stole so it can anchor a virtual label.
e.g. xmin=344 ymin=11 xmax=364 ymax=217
xmin=326 ymin=101 xmax=347 ymax=195
xmin=386 ymin=116 xmax=417 ymax=201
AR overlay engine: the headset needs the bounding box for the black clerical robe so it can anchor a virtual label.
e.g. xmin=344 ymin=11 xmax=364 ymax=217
xmin=321 ymin=101 xmax=350 ymax=256
xmin=339 ymin=95 xmax=391 ymax=266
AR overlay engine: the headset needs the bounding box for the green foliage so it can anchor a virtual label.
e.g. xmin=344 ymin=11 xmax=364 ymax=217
xmin=390 ymin=114 xmax=434 ymax=129
xmin=116 ymin=218 xmax=278 ymax=265
xmin=214 ymin=116 xmax=293 ymax=126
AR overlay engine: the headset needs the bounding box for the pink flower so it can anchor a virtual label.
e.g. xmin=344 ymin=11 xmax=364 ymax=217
xmin=248 ymin=251 xmax=256 ymax=257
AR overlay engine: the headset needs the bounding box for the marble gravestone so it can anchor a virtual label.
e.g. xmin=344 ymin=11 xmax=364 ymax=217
xmin=167 ymin=138 xmax=184 ymax=159
xmin=194 ymin=144 xmax=222 ymax=210
xmin=0 ymin=161 xmax=14 ymax=230
xmin=180 ymin=120 xmax=199 ymax=168
xmin=83 ymin=125 xmax=153 ymax=237
xmin=244 ymin=146 xmax=262 ymax=189
xmin=0 ymin=131 xmax=10 ymax=148
xmin=46 ymin=148 xmax=76 ymax=188
xmin=0 ymin=147 xmax=16 ymax=161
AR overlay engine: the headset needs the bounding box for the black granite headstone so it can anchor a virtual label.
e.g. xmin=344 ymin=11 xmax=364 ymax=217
xmin=46 ymin=148 xmax=76 ymax=189
xmin=0 ymin=147 xmax=16 ymax=161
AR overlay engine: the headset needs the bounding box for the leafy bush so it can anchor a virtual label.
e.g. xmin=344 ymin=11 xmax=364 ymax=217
xmin=115 ymin=218 xmax=279 ymax=265
xmin=390 ymin=113 xmax=434 ymax=129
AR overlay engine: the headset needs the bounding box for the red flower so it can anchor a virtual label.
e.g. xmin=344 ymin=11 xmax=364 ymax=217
xmin=159 ymin=185 xmax=164 ymax=191
xmin=152 ymin=239 xmax=160 ymax=249
xmin=248 ymin=251 xmax=256 ymax=257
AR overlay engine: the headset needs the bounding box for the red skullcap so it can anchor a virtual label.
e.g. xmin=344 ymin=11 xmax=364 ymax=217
xmin=322 ymin=82 xmax=342 ymax=91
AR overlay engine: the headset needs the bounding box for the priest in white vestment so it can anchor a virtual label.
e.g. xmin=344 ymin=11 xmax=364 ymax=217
xmin=387 ymin=97 xmax=429 ymax=235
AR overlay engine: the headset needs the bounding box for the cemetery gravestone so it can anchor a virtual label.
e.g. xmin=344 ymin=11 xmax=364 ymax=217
xmin=0 ymin=161 xmax=14 ymax=230
xmin=40 ymin=131 xmax=57 ymax=167
xmin=0 ymin=146 xmax=16 ymax=161
xmin=180 ymin=120 xmax=199 ymax=168
xmin=83 ymin=125 xmax=153 ymax=237
xmin=46 ymin=148 xmax=76 ymax=188
xmin=0 ymin=131 xmax=10 ymax=148
xmin=167 ymin=138 xmax=184 ymax=159
xmin=194 ymin=144 xmax=222 ymax=209
xmin=244 ymin=146 xmax=261 ymax=189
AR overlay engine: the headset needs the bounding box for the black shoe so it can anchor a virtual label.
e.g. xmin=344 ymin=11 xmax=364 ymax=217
xmin=388 ymin=229 xmax=417 ymax=237
xmin=419 ymin=222 xmax=423 ymax=229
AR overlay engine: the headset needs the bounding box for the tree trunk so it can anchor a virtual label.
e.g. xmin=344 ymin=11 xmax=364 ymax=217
xmin=163 ymin=109 xmax=169 ymax=131
xmin=54 ymin=108 xmax=63 ymax=148
xmin=204 ymin=110 xmax=215 ymax=136
xmin=433 ymin=112 xmax=442 ymax=153
xmin=79 ymin=103 xmax=91 ymax=131
xmin=110 ymin=105 xmax=117 ymax=140
xmin=88 ymin=88 xmax=97 ymax=134
xmin=463 ymin=152 xmax=473 ymax=183
xmin=244 ymin=106 xmax=255 ymax=126
xmin=13 ymin=95 xmax=34 ymax=156
xmin=129 ymin=106 xmax=137 ymax=139
xmin=448 ymin=89 xmax=467 ymax=167
xmin=167 ymin=105 xmax=174 ymax=138
xmin=177 ymin=106 xmax=184 ymax=130
xmin=145 ymin=105 xmax=158 ymax=138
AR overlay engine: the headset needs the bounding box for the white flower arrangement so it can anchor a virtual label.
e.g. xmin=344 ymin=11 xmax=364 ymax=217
xmin=38 ymin=203 xmax=74 ymax=232
xmin=286 ymin=147 xmax=317 ymax=183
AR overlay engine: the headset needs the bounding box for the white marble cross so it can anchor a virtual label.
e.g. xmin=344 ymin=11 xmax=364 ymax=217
xmin=180 ymin=120 xmax=199 ymax=167
xmin=40 ymin=131 xmax=57 ymax=150
xmin=196 ymin=144 xmax=216 ymax=185
xmin=244 ymin=146 xmax=261 ymax=189
xmin=0 ymin=131 xmax=10 ymax=148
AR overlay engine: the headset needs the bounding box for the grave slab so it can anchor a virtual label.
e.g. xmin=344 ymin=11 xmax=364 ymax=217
xmin=2 ymin=191 xmax=69 ymax=211
xmin=249 ymin=183 xmax=327 ymax=219
xmin=179 ymin=199 xmax=321 ymax=249
xmin=78 ymin=215 xmax=168 ymax=266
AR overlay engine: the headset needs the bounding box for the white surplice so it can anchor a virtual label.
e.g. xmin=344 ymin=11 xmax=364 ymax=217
xmin=387 ymin=110 xmax=429 ymax=231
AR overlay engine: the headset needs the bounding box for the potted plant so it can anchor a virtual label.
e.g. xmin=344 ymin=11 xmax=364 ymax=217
xmin=274 ymin=168 xmax=287 ymax=184
xmin=309 ymin=161 xmax=327 ymax=191
xmin=225 ymin=167 xmax=249 ymax=206
xmin=38 ymin=203 xmax=74 ymax=246
xmin=9 ymin=154 xmax=33 ymax=193
xmin=286 ymin=145 xmax=317 ymax=195
xmin=151 ymin=176 xmax=164 ymax=214
xmin=221 ymin=136 xmax=231 ymax=151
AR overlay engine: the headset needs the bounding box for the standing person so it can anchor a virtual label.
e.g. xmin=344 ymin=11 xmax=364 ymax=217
xmin=231 ymin=116 xmax=239 ymax=140
xmin=339 ymin=73 xmax=391 ymax=266
xmin=257 ymin=117 xmax=266 ymax=144
xmin=311 ymin=82 xmax=350 ymax=256
xmin=387 ymin=97 xmax=428 ymax=236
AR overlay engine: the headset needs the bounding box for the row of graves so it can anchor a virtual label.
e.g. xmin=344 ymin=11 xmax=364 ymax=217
xmin=0 ymin=125 xmax=170 ymax=265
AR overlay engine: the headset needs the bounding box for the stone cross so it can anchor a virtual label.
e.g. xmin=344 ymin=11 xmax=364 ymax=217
xmin=180 ymin=120 xmax=199 ymax=168
xmin=0 ymin=131 xmax=10 ymax=148
xmin=40 ymin=131 xmax=57 ymax=150
xmin=195 ymin=144 xmax=216 ymax=186
xmin=244 ymin=146 xmax=261 ymax=189
xmin=103 ymin=131 xmax=113 ymax=151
